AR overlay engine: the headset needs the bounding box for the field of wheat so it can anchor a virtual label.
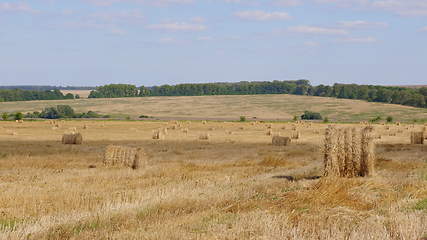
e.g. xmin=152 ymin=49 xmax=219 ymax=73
xmin=0 ymin=120 xmax=426 ymax=240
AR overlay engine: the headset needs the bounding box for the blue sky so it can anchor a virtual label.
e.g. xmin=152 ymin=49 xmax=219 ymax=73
xmin=0 ymin=0 xmax=426 ymax=86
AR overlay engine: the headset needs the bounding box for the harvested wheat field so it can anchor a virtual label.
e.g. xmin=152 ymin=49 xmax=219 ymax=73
xmin=1 ymin=94 xmax=426 ymax=122
xmin=0 ymin=120 xmax=426 ymax=240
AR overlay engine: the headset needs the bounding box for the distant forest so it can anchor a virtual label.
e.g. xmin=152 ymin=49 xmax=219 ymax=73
xmin=1 ymin=81 xmax=426 ymax=109
xmin=0 ymin=89 xmax=76 ymax=102
xmin=87 ymin=81 xmax=427 ymax=109
xmin=0 ymin=86 xmax=95 ymax=91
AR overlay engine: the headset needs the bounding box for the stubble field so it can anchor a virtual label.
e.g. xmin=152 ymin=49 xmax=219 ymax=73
xmin=0 ymin=120 xmax=426 ymax=239
xmin=1 ymin=94 xmax=427 ymax=122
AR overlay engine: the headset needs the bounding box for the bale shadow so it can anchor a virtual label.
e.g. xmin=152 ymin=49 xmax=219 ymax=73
xmin=272 ymin=175 xmax=321 ymax=181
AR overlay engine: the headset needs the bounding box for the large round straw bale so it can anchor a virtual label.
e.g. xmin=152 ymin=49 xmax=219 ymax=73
xmin=62 ymin=133 xmax=83 ymax=145
xmin=272 ymin=136 xmax=291 ymax=146
xmin=103 ymin=145 xmax=145 ymax=169
xmin=410 ymin=132 xmax=424 ymax=144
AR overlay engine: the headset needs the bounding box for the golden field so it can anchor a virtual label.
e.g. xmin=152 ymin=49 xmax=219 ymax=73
xmin=1 ymin=94 xmax=427 ymax=122
xmin=60 ymin=90 xmax=92 ymax=99
xmin=0 ymin=120 xmax=426 ymax=240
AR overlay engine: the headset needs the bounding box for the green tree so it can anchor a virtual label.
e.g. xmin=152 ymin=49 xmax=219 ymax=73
xmin=57 ymin=105 xmax=75 ymax=118
xmin=14 ymin=112 xmax=23 ymax=121
xmin=2 ymin=113 xmax=8 ymax=121
xmin=40 ymin=107 xmax=61 ymax=119
xmin=301 ymin=111 xmax=322 ymax=120
xmin=386 ymin=116 xmax=393 ymax=123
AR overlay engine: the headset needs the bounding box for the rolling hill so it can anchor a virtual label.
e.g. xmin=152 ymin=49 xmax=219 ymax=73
xmin=0 ymin=94 xmax=426 ymax=122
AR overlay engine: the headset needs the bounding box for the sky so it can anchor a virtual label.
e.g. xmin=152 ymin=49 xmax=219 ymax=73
xmin=0 ymin=0 xmax=426 ymax=87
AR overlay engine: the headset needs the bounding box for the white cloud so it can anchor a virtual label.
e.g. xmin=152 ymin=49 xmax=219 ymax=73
xmin=90 ymin=10 xmax=144 ymax=23
xmin=85 ymin=0 xmax=194 ymax=7
xmin=338 ymin=36 xmax=377 ymax=43
xmin=273 ymin=0 xmax=302 ymax=6
xmin=147 ymin=22 xmax=207 ymax=31
xmin=288 ymin=25 xmax=348 ymax=35
xmin=0 ymin=2 xmax=39 ymax=13
xmin=315 ymin=0 xmax=427 ymax=16
xmin=64 ymin=21 xmax=127 ymax=35
xmin=235 ymin=10 xmax=291 ymax=21
xmin=339 ymin=20 xmax=388 ymax=28
xmin=190 ymin=16 xmax=205 ymax=23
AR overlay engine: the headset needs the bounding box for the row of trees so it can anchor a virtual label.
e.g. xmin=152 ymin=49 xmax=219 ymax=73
xmin=24 ymin=105 xmax=106 ymax=119
xmin=0 ymin=89 xmax=76 ymax=102
xmin=88 ymin=81 xmax=427 ymax=108
xmin=313 ymin=84 xmax=427 ymax=108
xmin=88 ymin=81 xmax=311 ymax=98
xmin=0 ymin=86 xmax=94 ymax=91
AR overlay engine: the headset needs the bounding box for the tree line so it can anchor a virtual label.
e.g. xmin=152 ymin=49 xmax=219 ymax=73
xmin=0 ymin=89 xmax=75 ymax=102
xmin=0 ymin=86 xmax=95 ymax=91
xmin=87 ymin=81 xmax=427 ymax=108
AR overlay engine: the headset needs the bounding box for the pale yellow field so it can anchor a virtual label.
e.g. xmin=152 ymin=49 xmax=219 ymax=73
xmin=60 ymin=90 xmax=92 ymax=99
xmin=1 ymin=94 xmax=427 ymax=122
xmin=0 ymin=120 xmax=426 ymax=239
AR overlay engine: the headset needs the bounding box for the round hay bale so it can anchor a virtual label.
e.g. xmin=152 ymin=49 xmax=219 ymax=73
xmin=62 ymin=133 xmax=83 ymax=145
xmin=152 ymin=130 xmax=164 ymax=140
xmin=291 ymin=131 xmax=300 ymax=140
xmin=410 ymin=132 xmax=424 ymax=144
xmin=199 ymin=133 xmax=210 ymax=140
xmin=272 ymin=136 xmax=291 ymax=146
xmin=104 ymin=145 xmax=145 ymax=169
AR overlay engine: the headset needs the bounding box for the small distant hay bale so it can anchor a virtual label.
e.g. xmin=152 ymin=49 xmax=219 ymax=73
xmin=266 ymin=124 xmax=272 ymax=129
xmin=410 ymin=132 xmax=424 ymax=144
xmin=226 ymin=130 xmax=233 ymax=135
xmin=291 ymin=131 xmax=300 ymax=140
xmin=182 ymin=128 xmax=189 ymax=134
xmin=152 ymin=130 xmax=164 ymax=140
xmin=7 ymin=131 xmax=17 ymax=136
xmin=266 ymin=129 xmax=273 ymax=136
xmin=272 ymin=136 xmax=291 ymax=146
xmin=199 ymin=133 xmax=210 ymax=140
xmin=170 ymin=125 xmax=178 ymax=130
xmin=162 ymin=128 xmax=168 ymax=135
xmin=239 ymin=127 xmax=244 ymax=130
xmin=208 ymin=127 xmax=215 ymax=131
xmin=62 ymin=133 xmax=83 ymax=145
xmin=202 ymin=120 xmax=207 ymax=125
xmin=83 ymin=124 xmax=88 ymax=130
xmin=15 ymin=120 xmax=24 ymax=123
xmin=103 ymin=145 xmax=144 ymax=169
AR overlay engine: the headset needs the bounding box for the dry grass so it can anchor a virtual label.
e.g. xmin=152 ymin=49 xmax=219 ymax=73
xmin=0 ymin=120 xmax=426 ymax=239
